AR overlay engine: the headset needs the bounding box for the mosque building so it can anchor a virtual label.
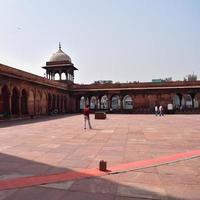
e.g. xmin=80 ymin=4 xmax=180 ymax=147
xmin=0 ymin=44 xmax=200 ymax=119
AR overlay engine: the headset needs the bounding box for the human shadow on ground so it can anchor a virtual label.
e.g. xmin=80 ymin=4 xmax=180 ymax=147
xmin=0 ymin=152 xmax=191 ymax=200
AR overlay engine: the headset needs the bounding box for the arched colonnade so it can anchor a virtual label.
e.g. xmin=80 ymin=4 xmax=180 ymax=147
xmin=172 ymin=93 xmax=200 ymax=110
xmin=79 ymin=92 xmax=200 ymax=112
xmin=0 ymin=84 xmax=68 ymax=117
xmin=80 ymin=94 xmax=134 ymax=111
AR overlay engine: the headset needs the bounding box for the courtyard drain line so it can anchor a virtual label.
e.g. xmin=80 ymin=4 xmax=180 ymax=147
xmin=0 ymin=149 xmax=199 ymax=191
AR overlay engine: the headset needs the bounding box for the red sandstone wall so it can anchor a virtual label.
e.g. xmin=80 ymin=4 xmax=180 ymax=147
xmin=0 ymin=64 xmax=68 ymax=90
xmin=0 ymin=75 xmax=69 ymax=117
xmin=1 ymin=63 xmax=200 ymax=115
xmin=0 ymin=96 xmax=3 ymax=113
xmin=71 ymin=81 xmax=200 ymax=91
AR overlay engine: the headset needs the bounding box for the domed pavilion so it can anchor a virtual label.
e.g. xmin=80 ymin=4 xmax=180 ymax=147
xmin=43 ymin=43 xmax=78 ymax=82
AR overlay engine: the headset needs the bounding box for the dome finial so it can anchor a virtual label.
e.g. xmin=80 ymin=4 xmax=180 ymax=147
xmin=59 ymin=42 xmax=61 ymax=50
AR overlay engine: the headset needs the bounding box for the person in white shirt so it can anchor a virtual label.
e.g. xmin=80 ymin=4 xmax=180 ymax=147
xmin=155 ymin=105 xmax=158 ymax=116
xmin=159 ymin=105 xmax=164 ymax=116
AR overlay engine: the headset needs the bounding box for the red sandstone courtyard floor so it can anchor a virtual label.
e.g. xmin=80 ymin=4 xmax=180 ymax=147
xmin=0 ymin=114 xmax=199 ymax=200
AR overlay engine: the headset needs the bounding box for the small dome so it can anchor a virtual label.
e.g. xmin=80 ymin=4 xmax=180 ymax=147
xmin=49 ymin=43 xmax=71 ymax=62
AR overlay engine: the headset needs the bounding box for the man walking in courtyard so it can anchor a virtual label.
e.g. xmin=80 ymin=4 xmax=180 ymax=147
xmin=83 ymin=105 xmax=92 ymax=129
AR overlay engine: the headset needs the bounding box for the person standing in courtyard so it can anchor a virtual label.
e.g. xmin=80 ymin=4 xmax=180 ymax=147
xmin=154 ymin=105 xmax=158 ymax=116
xmin=83 ymin=105 xmax=92 ymax=129
xmin=159 ymin=105 xmax=164 ymax=116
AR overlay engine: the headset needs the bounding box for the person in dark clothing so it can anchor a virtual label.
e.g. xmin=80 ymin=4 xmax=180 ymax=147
xmin=83 ymin=105 xmax=92 ymax=129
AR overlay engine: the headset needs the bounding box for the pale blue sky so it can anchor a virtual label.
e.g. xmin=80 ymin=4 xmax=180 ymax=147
xmin=0 ymin=0 xmax=199 ymax=83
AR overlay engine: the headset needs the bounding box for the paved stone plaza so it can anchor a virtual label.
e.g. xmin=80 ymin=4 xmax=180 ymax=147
xmin=0 ymin=114 xmax=200 ymax=200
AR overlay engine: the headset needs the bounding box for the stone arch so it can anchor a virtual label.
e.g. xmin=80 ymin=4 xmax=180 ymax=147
xmin=61 ymin=72 xmax=66 ymax=80
xmin=86 ymin=97 xmax=89 ymax=106
xmin=123 ymin=95 xmax=133 ymax=109
xmin=90 ymin=96 xmax=97 ymax=109
xmin=80 ymin=96 xmax=85 ymax=110
xmin=21 ymin=89 xmax=28 ymax=115
xmin=11 ymin=87 xmax=20 ymax=115
xmin=194 ymin=93 xmax=200 ymax=109
xmin=173 ymin=93 xmax=187 ymax=109
xmin=101 ymin=95 xmax=109 ymax=109
xmin=55 ymin=73 xmax=60 ymax=80
xmin=173 ymin=94 xmax=181 ymax=109
xmin=185 ymin=94 xmax=193 ymax=109
xmin=0 ymin=85 xmax=10 ymax=114
xmin=181 ymin=95 xmax=186 ymax=108
xmin=111 ymin=95 xmax=121 ymax=110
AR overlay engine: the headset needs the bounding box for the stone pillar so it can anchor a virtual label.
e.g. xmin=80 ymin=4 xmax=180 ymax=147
xmin=181 ymin=94 xmax=185 ymax=109
xmin=26 ymin=93 xmax=30 ymax=115
xmin=87 ymin=96 xmax=90 ymax=108
xmin=59 ymin=72 xmax=61 ymax=80
xmin=59 ymin=96 xmax=61 ymax=112
xmin=62 ymin=97 xmax=64 ymax=113
xmin=65 ymin=72 xmax=67 ymax=80
xmin=55 ymin=95 xmax=57 ymax=109
xmin=51 ymin=95 xmax=53 ymax=109
xmin=131 ymin=94 xmax=135 ymax=110
xmin=85 ymin=96 xmax=89 ymax=107
xmin=95 ymin=97 xmax=97 ymax=110
xmin=119 ymin=95 xmax=123 ymax=112
xmin=8 ymin=92 xmax=12 ymax=116
xmin=107 ymin=94 xmax=111 ymax=110
xmin=191 ymin=93 xmax=195 ymax=108
xmin=72 ymin=71 xmax=74 ymax=82
xmin=95 ymin=96 xmax=99 ymax=110
xmin=34 ymin=92 xmax=36 ymax=116
xmin=19 ymin=94 xmax=22 ymax=116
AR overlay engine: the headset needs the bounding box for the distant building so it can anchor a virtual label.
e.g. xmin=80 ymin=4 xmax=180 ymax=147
xmin=152 ymin=79 xmax=162 ymax=83
xmin=152 ymin=77 xmax=172 ymax=83
xmin=93 ymin=80 xmax=113 ymax=84
xmin=186 ymin=73 xmax=197 ymax=81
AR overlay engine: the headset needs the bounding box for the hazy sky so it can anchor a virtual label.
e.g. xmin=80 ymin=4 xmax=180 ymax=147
xmin=0 ymin=0 xmax=199 ymax=84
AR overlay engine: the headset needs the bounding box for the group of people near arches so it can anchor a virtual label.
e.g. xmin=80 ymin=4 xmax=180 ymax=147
xmin=154 ymin=105 xmax=164 ymax=116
